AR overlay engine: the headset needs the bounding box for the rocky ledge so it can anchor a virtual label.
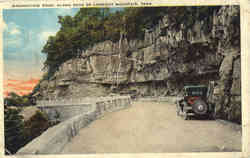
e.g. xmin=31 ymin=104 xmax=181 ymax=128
xmin=34 ymin=6 xmax=241 ymax=123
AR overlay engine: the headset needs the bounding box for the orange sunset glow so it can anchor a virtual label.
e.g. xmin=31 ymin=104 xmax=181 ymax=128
xmin=4 ymin=78 xmax=40 ymax=97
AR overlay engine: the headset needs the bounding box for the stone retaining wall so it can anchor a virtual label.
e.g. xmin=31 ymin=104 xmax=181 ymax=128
xmin=17 ymin=96 xmax=131 ymax=154
xmin=136 ymin=96 xmax=180 ymax=104
xmin=37 ymin=96 xmax=131 ymax=122
xmin=38 ymin=104 xmax=93 ymax=122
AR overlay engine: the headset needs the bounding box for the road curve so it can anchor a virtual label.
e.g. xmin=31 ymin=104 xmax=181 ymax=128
xmin=61 ymin=101 xmax=241 ymax=153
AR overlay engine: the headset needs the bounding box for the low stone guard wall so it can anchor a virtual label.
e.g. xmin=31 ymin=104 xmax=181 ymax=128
xmin=136 ymin=96 xmax=181 ymax=104
xmin=37 ymin=96 xmax=131 ymax=122
xmin=38 ymin=104 xmax=93 ymax=122
xmin=17 ymin=96 xmax=131 ymax=154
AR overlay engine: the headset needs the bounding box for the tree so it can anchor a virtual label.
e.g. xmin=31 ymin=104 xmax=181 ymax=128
xmin=4 ymin=106 xmax=24 ymax=154
xmin=41 ymin=7 xmax=223 ymax=78
xmin=4 ymin=92 xmax=33 ymax=107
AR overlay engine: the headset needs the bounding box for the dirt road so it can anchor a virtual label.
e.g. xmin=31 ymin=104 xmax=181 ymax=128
xmin=61 ymin=101 xmax=241 ymax=153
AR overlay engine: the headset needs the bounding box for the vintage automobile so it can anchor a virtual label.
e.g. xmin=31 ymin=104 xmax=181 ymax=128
xmin=176 ymin=83 xmax=215 ymax=120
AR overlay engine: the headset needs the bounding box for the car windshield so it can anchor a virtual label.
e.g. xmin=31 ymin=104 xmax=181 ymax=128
xmin=185 ymin=86 xmax=207 ymax=96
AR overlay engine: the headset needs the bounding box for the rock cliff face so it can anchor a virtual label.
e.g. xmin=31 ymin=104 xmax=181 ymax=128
xmin=212 ymin=6 xmax=241 ymax=123
xmin=35 ymin=6 xmax=240 ymax=122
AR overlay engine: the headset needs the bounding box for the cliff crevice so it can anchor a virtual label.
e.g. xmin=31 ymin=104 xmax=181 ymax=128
xmin=34 ymin=6 xmax=240 ymax=123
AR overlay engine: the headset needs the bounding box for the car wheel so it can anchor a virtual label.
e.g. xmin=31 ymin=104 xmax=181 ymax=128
xmin=192 ymin=99 xmax=208 ymax=115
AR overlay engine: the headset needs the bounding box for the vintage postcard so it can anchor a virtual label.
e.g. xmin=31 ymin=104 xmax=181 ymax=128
xmin=0 ymin=0 xmax=249 ymax=158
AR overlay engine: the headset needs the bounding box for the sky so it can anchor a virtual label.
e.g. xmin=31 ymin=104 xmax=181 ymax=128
xmin=3 ymin=8 xmax=80 ymax=96
xmin=3 ymin=8 xmax=80 ymax=81
xmin=3 ymin=8 xmax=123 ymax=96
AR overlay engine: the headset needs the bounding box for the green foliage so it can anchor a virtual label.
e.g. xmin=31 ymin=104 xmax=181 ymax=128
xmin=42 ymin=8 xmax=109 ymax=72
xmin=32 ymin=82 xmax=40 ymax=95
xmin=4 ymin=92 xmax=51 ymax=154
xmin=4 ymin=106 xmax=24 ymax=154
xmin=4 ymin=92 xmax=34 ymax=107
xmin=23 ymin=111 xmax=50 ymax=143
xmin=4 ymin=106 xmax=51 ymax=154
xmin=42 ymin=7 xmax=222 ymax=78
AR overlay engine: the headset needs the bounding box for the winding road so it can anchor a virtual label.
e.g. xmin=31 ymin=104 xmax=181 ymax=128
xmin=61 ymin=101 xmax=241 ymax=153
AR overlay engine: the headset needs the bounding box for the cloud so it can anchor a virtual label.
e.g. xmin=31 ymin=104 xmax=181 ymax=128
xmin=1 ymin=20 xmax=7 ymax=30
xmin=3 ymin=9 xmax=79 ymax=87
xmin=4 ymin=22 xmax=23 ymax=47
xmin=9 ymin=27 xmax=21 ymax=35
xmin=55 ymin=8 xmax=74 ymax=16
xmin=39 ymin=30 xmax=57 ymax=43
xmin=6 ymin=22 xmax=21 ymax=35
xmin=4 ymin=78 xmax=40 ymax=97
xmin=5 ymin=38 xmax=22 ymax=47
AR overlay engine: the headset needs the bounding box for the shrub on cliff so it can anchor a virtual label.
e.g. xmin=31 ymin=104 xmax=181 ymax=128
xmin=23 ymin=111 xmax=50 ymax=144
xmin=41 ymin=7 xmax=222 ymax=78
xmin=4 ymin=106 xmax=51 ymax=154
xmin=4 ymin=106 xmax=25 ymax=154
xmin=4 ymin=92 xmax=34 ymax=107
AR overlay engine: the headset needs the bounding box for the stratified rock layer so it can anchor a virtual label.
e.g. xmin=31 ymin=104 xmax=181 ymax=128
xmin=36 ymin=6 xmax=240 ymax=123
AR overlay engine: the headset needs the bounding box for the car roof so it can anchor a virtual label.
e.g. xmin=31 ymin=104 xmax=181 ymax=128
xmin=184 ymin=85 xmax=207 ymax=89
